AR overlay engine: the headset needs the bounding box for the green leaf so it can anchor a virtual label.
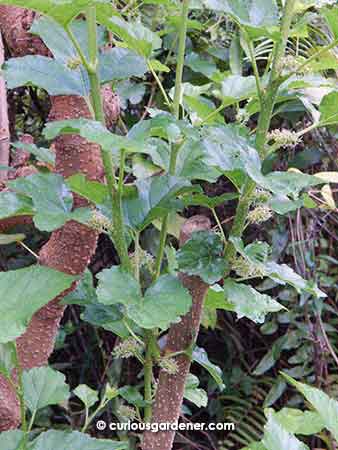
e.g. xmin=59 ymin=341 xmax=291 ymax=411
xmin=283 ymin=373 xmax=338 ymax=441
xmin=218 ymin=75 xmax=257 ymax=105
xmin=23 ymin=366 xmax=70 ymax=413
xmin=0 ymin=265 xmax=76 ymax=343
xmin=222 ymin=280 xmax=284 ymax=323
xmin=249 ymin=170 xmax=321 ymax=197
xmin=31 ymin=16 xmax=105 ymax=64
xmin=263 ymin=377 xmax=287 ymax=407
xmin=97 ymin=266 xmax=141 ymax=306
xmin=12 ymin=142 xmax=55 ymax=165
xmin=319 ymin=91 xmax=338 ymax=126
xmin=193 ymin=346 xmax=225 ymax=391
xmin=96 ymin=15 xmax=161 ymax=58
xmin=202 ymin=124 xmax=257 ymax=174
xmin=202 ymin=125 xmax=322 ymax=196
xmin=230 ymin=237 xmax=326 ymax=298
xmin=323 ymin=6 xmax=338 ymax=39
xmin=0 ymin=430 xmax=25 ymax=450
xmin=184 ymin=374 xmax=208 ymax=408
xmin=183 ymin=192 xmax=238 ymax=208
xmin=0 ymin=191 xmax=34 ymax=220
xmin=0 ymin=0 xmax=111 ymax=26
xmin=74 ymin=384 xmax=99 ymax=409
xmin=177 ymin=231 xmax=226 ymax=284
xmin=263 ymin=261 xmax=326 ymax=298
xmin=262 ymin=414 xmax=309 ymax=450
xmin=123 ymin=175 xmax=191 ymax=231
xmin=118 ymin=385 xmax=146 ymax=407
xmin=81 ymin=304 xmax=131 ymax=339
xmin=31 ymin=430 xmax=128 ymax=450
xmin=9 ymin=173 xmax=92 ymax=231
xmin=44 ymin=118 xmax=142 ymax=153
xmin=127 ymin=274 xmax=192 ymax=330
xmin=100 ymin=48 xmax=147 ymax=82
xmin=97 ymin=268 xmax=192 ymax=330
xmin=146 ymin=137 xmax=220 ymax=182
xmin=185 ymin=52 xmax=218 ymax=78
xmin=0 ymin=233 xmax=25 ymax=245
xmin=204 ymin=284 xmax=225 ymax=310
xmin=200 ymin=0 xmax=279 ymax=30
xmin=270 ymin=407 xmax=324 ymax=435
xmin=0 ymin=343 xmax=16 ymax=379
xmin=115 ymin=79 xmax=146 ymax=107
xmin=3 ymin=56 xmax=89 ymax=96
xmin=253 ymin=335 xmax=289 ymax=375
xmin=62 ymin=269 xmax=97 ymax=306
xmin=148 ymin=59 xmax=170 ymax=73
xmin=66 ymin=174 xmax=108 ymax=205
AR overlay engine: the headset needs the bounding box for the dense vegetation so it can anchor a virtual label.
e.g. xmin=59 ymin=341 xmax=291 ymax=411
xmin=0 ymin=0 xmax=338 ymax=449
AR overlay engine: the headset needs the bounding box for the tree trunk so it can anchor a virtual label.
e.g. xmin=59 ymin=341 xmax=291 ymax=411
xmin=0 ymin=6 xmax=105 ymax=431
xmin=142 ymin=215 xmax=211 ymax=450
xmin=0 ymin=31 xmax=9 ymax=182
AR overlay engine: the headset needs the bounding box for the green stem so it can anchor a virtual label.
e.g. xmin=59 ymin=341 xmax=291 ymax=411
xmin=172 ymin=0 xmax=190 ymax=118
xmin=224 ymin=0 xmax=296 ymax=266
xmin=27 ymin=410 xmax=36 ymax=433
xmin=282 ymin=37 xmax=338 ymax=82
xmin=144 ymin=0 xmax=190 ymax=423
xmin=154 ymin=0 xmax=190 ymax=277
xmin=153 ymin=214 xmax=169 ymax=279
xmin=148 ymin=61 xmax=172 ymax=108
xmin=81 ymin=407 xmax=89 ymax=433
xmin=211 ymin=208 xmax=226 ymax=244
xmin=65 ymin=26 xmax=91 ymax=73
xmin=245 ymin=32 xmax=264 ymax=107
xmin=255 ymin=0 xmax=296 ymax=156
xmin=199 ymin=101 xmax=226 ymax=126
xmin=12 ymin=343 xmax=27 ymax=448
xmin=85 ymin=6 xmax=131 ymax=272
xmin=143 ymin=331 xmax=154 ymax=422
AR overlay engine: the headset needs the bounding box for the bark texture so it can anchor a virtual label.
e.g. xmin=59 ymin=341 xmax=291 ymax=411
xmin=0 ymin=7 xmax=105 ymax=431
xmin=0 ymin=31 xmax=9 ymax=182
xmin=142 ymin=215 xmax=211 ymax=450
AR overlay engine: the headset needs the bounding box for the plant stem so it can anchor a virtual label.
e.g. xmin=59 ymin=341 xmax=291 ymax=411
xmin=199 ymin=101 xmax=226 ymax=126
xmin=154 ymin=0 xmax=190 ymax=277
xmin=211 ymin=208 xmax=226 ymax=244
xmin=255 ymin=0 xmax=296 ymax=156
xmin=143 ymin=331 xmax=154 ymax=422
xmin=245 ymin=33 xmax=264 ymax=107
xmin=148 ymin=61 xmax=172 ymax=108
xmin=224 ymin=0 xmax=296 ymax=265
xmin=282 ymin=37 xmax=338 ymax=82
xmin=146 ymin=0 xmax=190 ymax=423
xmin=18 ymin=241 xmax=39 ymax=260
xmin=12 ymin=343 xmax=27 ymax=448
xmin=27 ymin=410 xmax=36 ymax=433
xmin=85 ymin=6 xmax=131 ymax=272
xmin=172 ymin=0 xmax=190 ymax=118
xmin=65 ymin=26 xmax=91 ymax=73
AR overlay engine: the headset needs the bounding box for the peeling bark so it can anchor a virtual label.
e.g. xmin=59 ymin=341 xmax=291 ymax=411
xmin=142 ymin=215 xmax=211 ymax=450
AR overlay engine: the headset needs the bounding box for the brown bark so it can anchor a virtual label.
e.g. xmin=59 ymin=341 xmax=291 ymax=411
xmin=0 ymin=6 xmax=49 ymax=57
xmin=0 ymin=7 xmax=105 ymax=431
xmin=0 ymin=31 xmax=9 ymax=182
xmin=142 ymin=215 xmax=211 ymax=450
